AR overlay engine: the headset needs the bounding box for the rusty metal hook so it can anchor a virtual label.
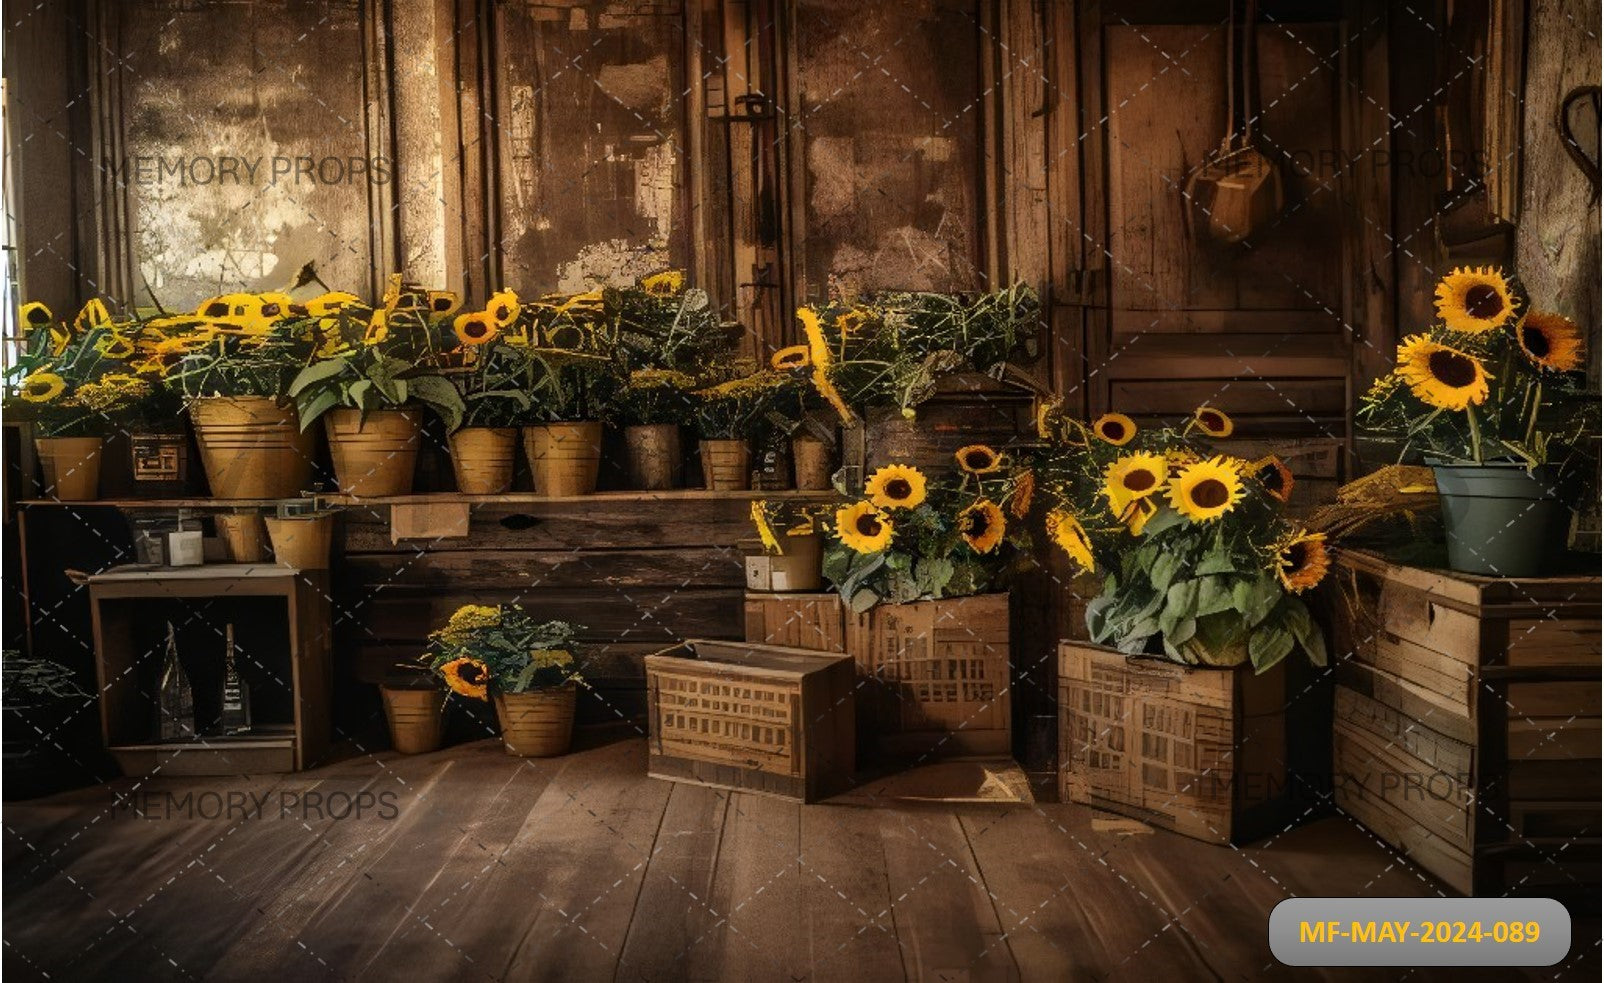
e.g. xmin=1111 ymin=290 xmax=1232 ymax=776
xmin=1557 ymin=84 xmax=1601 ymax=202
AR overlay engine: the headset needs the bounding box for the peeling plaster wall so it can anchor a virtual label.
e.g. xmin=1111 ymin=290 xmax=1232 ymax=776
xmin=116 ymin=0 xmax=379 ymax=309
xmin=793 ymin=0 xmax=984 ymax=298
xmin=496 ymin=1 xmax=687 ymax=292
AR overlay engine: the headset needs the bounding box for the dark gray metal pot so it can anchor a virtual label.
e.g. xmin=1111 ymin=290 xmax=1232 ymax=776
xmin=1432 ymin=463 xmax=1571 ymax=577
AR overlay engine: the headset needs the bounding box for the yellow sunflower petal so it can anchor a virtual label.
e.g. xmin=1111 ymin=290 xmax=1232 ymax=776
xmin=1091 ymin=412 xmax=1136 ymax=446
xmin=959 ymin=499 xmax=1006 ymax=553
xmin=1434 ymin=266 xmax=1518 ymax=335
xmin=865 ymin=464 xmax=928 ymax=510
xmin=1192 ymin=405 xmax=1234 ymax=438
xmin=1516 ymin=311 xmax=1585 ymax=373
xmin=955 ymin=444 xmax=1003 ymax=474
xmin=1167 ymin=456 xmax=1246 ymax=522
xmin=1273 ymin=529 xmax=1330 ymax=593
xmin=1395 ymin=334 xmax=1490 ymax=410
xmin=834 ymin=501 xmax=893 ymax=553
xmin=1046 ymin=508 xmax=1095 ymax=572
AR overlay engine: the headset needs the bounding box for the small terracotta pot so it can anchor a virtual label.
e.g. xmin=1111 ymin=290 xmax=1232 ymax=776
xmin=324 ymin=408 xmax=422 ymax=497
xmin=214 ymin=512 xmax=268 ymax=563
xmin=494 ymin=685 xmax=577 ymax=757
xmin=190 ymin=396 xmax=314 ymax=499
xmin=449 ymin=427 xmax=518 ymax=494
xmin=624 ymin=424 xmax=683 ymax=490
xmin=700 ymin=439 xmax=751 ymax=491
xmin=35 ymin=436 xmax=103 ymax=501
xmin=382 ymin=686 xmax=446 ymax=754
xmin=792 ymin=436 xmax=833 ymax=490
xmin=264 ymin=513 xmax=335 ymax=570
xmin=524 ymin=422 xmax=603 ymax=497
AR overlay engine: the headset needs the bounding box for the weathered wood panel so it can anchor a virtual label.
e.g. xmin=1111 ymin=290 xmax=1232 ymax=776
xmin=492 ymin=0 xmax=689 ymax=291
xmin=789 ymin=0 xmax=986 ymax=299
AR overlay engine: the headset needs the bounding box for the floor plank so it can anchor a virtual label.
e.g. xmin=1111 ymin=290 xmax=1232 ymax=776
xmin=615 ymin=780 xmax=730 ymax=981
xmin=799 ymin=804 xmax=905 ymax=982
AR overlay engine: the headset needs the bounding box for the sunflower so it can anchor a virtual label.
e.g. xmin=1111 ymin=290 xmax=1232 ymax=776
xmin=958 ymin=499 xmax=1006 ymax=553
xmin=1250 ymin=455 xmax=1295 ymax=503
xmin=1395 ymin=334 xmax=1489 ymax=410
xmin=1515 ymin=311 xmax=1585 ymax=373
xmin=95 ymin=333 xmax=136 ymax=359
xmin=1045 ymin=508 xmax=1095 ymax=572
xmin=1091 ymin=412 xmax=1136 ymax=446
xmin=440 ymin=656 xmax=492 ymax=701
xmin=835 ymin=501 xmax=893 ymax=553
xmin=20 ymin=371 xmax=66 ymax=403
xmin=955 ymin=444 xmax=1003 ymax=474
xmin=865 ymin=464 xmax=928 ymax=510
xmin=1192 ymin=405 xmax=1234 ymax=438
xmin=428 ymin=291 xmax=463 ymax=317
xmin=1117 ymin=495 xmax=1160 ymax=535
xmin=641 ymin=270 xmax=686 ymax=296
xmin=1009 ymin=469 xmax=1035 ymax=519
xmin=307 ymin=292 xmax=361 ymax=317
xmin=487 ymin=289 xmax=520 ymax=327
xmin=256 ymin=292 xmax=295 ymax=320
xmin=799 ymin=307 xmax=855 ymax=422
xmin=20 ymin=302 xmax=53 ymax=330
xmin=454 ymin=311 xmax=500 ymax=347
xmin=1102 ymin=452 xmax=1168 ymax=517
xmin=770 ymin=345 xmax=810 ymax=371
xmin=1273 ymin=529 xmax=1330 ymax=593
xmin=1435 ymin=266 xmax=1518 ymax=335
xmin=1168 ymin=456 xmax=1246 ymax=522
xmin=74 ymin=298 xmax=113 ymax=332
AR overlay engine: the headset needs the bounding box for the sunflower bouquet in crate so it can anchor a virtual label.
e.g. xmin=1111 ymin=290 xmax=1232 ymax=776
xmin=815 ymin=447 xmax=1033 ymax=611
xmin=1357 ymin=266 xmax=1597 ymax=575
xmin=1033 ymin=402 xmax=1329 ymax=671
xmin=425 ymin=603 xmax=586 ymax=757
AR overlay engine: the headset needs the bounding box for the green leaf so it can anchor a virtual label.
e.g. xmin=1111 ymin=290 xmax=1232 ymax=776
xmin=1148 ymin=551 xmax=1182 ymax=594
xmin=288 ymin=358 xmax=349 ymax=397
xmin=914 ymin=556 xmax=955 ymax=596
xmin=1165 ymin=578 xmax=1201 ymax=619
xmin=1085 ymin=594 xmax=1116 ymax=640
xmin=1139 ymin=505 xmax=1186 ymax=537
xmin=1248 ymin=624 xmax=1295 ymax=673
xmin=1196 ymin=576 xmax=1236 ymax=616
xmin=1167 ymin=615 xmax=1198 ymax=647
xmin=295 ymin=388 xmax=341 ymax=431
xmin=348 ymin=378 xmax=375 ymax=413
xmin=1196 ymin=539 xmax=1238 ymax=575
xmin=1232 ymin=574 xmax=1281 ymax=626
xmin=849 ymin=588 xmax=880 ymax=614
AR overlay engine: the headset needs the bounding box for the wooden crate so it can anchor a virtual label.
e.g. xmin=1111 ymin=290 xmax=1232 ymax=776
xmin=745 ymin=591 xmax=1012 ymax=758
xmin=645 ymin=638 xmax=855 ymax=803
xmin=850 ymin=593 xmax=1012 ymax=758
xmin=1326 ymin=548 xmax=1601 ymax=898
xmin=1058 ymin=641 xmax=1317 ymax=845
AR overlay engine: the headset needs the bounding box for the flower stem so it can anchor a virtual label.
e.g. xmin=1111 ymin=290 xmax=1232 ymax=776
xmin=1465 ymin=407 xmax=1483 ymax=464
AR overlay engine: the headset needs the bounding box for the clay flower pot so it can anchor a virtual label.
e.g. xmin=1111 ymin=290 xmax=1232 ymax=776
xmin=494 ymin=685 xmax=577 ymax=757
xmin=523 ymin=422 xmax=603 ymax=497
xmin=382 ymin=686 xmax=446 ymax=755
xmin=189 ymin=396 xmax=314 ymax=499
xmin=264 ymin=513 xmax=335 ymax=570
xmin=624 ymin=424 xmax=683 ymax=490
xmin=324 ymin=408 xmax=422 ymax=497
xmin=449 ymin=427 xmax=518 ymax=494
xmin=35 ymin=436 xmax=103 ymax=501
xmin=700 ymin=438 xmax=751 ymax=491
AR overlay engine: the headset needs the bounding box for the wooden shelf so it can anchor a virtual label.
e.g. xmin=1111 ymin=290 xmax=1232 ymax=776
xmin=20 ymin=489 xmax=840 ymax=509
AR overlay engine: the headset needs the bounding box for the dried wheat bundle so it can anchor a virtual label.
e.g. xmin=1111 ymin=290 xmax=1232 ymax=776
xmin=1307 ymin=464 xmax=1439 ymax=540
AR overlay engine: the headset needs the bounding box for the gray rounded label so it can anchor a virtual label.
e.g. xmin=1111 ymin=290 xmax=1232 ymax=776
xmin=1269 ymin=898 xmax=1571 ymax=966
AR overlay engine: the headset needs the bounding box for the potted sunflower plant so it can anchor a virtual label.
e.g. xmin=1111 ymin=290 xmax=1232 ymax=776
xmin=289 ymin=277 xmax=465 ymax=496
xmin=614 ymin=368 xmax=698 ymax=489
xmin=425 ymin=604 xmax=584 ymax=757
xmin=514 ymin=289 xmax=619 ymax=496
xmin=1034 ymin=401 xmax=1330 ymax=844
xmin=1357 ymin=266 xmax=1596 ymax=576
xmin=692 ymin=368 xmax=797 ymax=491
xmin=441 ymin=306 xmax=530 ymax=494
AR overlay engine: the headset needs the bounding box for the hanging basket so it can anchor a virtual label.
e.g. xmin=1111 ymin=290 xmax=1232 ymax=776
xmin=324 ymin=408 xmax=422 ymax=497
xmin=190 ymin=396 xmax=315 ymax=499
xmin=494 ymin=684 xmax=577 ymax=757
xmin=35 ymin=436 xmax=103 ymax=501
xmin=523 ymin=422 xmax=603 ymax=497
xmin=449 ymin=427 xmax=518 ymax=495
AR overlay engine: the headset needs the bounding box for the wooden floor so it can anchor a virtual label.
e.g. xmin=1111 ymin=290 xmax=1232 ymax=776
xmin=3 ymin=736 xmax=1596 ymax=982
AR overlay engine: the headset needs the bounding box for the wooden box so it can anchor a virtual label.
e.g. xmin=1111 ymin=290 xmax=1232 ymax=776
xmin=745 ymin=591 xmax=1012 ymax=758
xmin=645 ymin=638 xmax=856 ymax=803
xmin=742 ymin=534 xmax=823 ymax=592
xmin=1326 ymin=549 xmax=1601 ymax=898
xmin=850 ymin=593 xmax=1012 ymax=757
xmin=1058 ymin=641 xmax=1315 ymax=845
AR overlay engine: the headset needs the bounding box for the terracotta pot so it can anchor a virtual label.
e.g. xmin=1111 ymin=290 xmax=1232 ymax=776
xmin=791 ymin=436 xmax=833 ymax=490
xmin=381 ymin=686 xmax=445 ymax=755
xmin=264 ymin=513 xmax=335 ymax=570
xmin=449 ymin=427 xmax=518 ymax=494
xmin=624 ymin=424 xmax=682 ymax=490
xmin=190 ymin=397 xmax=315 ymax=500
xmin=494 ymin=685 xmax=577 ymax=757
xmin=214 ymin=512 xmax=268 ymax=563
xmin=35 ymin=436 xmax=103 ymax=501
xmin=324 ymin=408 xmax=422 ymax=497
xmin=700 ymin=439 xmax=751 ymax=491
xmin=523 ymin=422 xmax=603 ymax=497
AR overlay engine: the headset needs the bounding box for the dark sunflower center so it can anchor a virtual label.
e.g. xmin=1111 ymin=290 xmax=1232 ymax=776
xmin=1464 ymin=284 xmax=1504 ymax=320
xmin=964 ymin=509 xmax=992 ymax=537
xmin=204 ymin=301 xmax=230 ymax=317
xmin=26 ymin=381 xmax=51 ymax=396
xmin=1122 ymin=469 xmax=1156 ymax=492
xmin=1199 ymin=411 xmax=1226 ymax=431
xmin=1428 ymin=350 xmax=1477 ymax=388
xmin=884 ymin=478 xmax=912 ymax=500
xmin=1259 ymin=465 xmax=1286 ymax=492
xmin=1191 ymin=478 xmax=1230 ymax=508
xmin=459 ymin=663 xmax=485 ymax=684
xmin=1100 ymin=421 xmax=1126 ymax=440
xmin=25 ymin=308 xmax=49 ymax=325
xmin=464 ymin=321 xmax=489 ymax=339
xmin=1284 ymin=541 xmax=1308 ymax=569
xmin=260 ymin=303 xmax=282 ymax=317
xmin=433 ymin=297 xmax=453 ymax=312
xmin=855 ymin=513 xmax=883 ymax=537
xmin=492 ymin=304 xmax=511 ymax=321
xmin=964 ymin=450 xmax=993 ymax=469
xmin=1522 ymin=325 xmax=1551 ymax=358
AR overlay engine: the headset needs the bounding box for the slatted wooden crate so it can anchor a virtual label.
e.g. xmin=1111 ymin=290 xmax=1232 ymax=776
xmin=645 ymin=638 xmax=855 ymax=803
xmin=1326 ymin=548 xmax=1601 ymax=898
xmin=745 ymin=591 xmax=1012 ymax=758
xmin=1059 ymin=641 xmax=1316 ymax=845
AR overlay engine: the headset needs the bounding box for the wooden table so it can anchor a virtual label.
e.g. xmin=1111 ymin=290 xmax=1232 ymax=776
xmin=87 ymin=563 xmax=332 ymax=775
